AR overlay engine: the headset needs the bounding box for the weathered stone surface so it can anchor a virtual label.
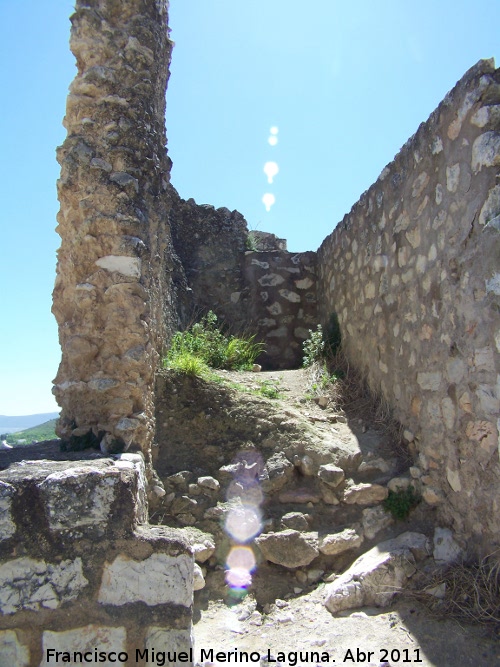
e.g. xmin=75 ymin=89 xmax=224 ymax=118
xmin=433 ymin=527 xmax=463 ymax=564
xmin=324 ymin=532 xmax=428 ymax=614
xmin=197 ymin=476 xmax=220 ymax=492
xmin=98 ymin=553 xmax=193 ymax=607
xmin=177 ymin=528 xmax=215 ymax=563
xmin=0 ymin=557 xmax=88 ymax=614
xmin=317 ymin=464 xmax=345 ymax=488
xmin=255 ymin=530 xmax=319 ymax=568
xmin=343 ymin=483 xmax=388 ymax=505
xmin=280 ymin=512 xmax=310 ymax=531
xmin=52 ymin=0 xmax=175 ymax=456
xmin=193 ymin=563 xmax=205 ymax=591
xmin=38 ymin=466 xmax=119 ymax=534
xmin=362 ymin=505 xmax=394 ymax=540
xmin=318 ymin=528 xmax=363 ymax=556
xmin=0 ymin=481 xmax=16 ymax=541
xmin=317 ymin=60 xmax=500 ymax=557
xmin=40 ymin=626 xmax=127 ymax=667
xmin=145 ymin=628 xmax=193 ymax=667
xmin=0 ymin=630 xmax=30 ymax=667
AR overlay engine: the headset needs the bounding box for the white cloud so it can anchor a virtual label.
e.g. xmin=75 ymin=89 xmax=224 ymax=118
xmin=268 ymin=135 xmax=278 ymax=146
xmin=270 ymin=126 xmax=279 ymax=135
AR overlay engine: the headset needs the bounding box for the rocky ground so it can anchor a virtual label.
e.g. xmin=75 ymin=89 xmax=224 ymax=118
xmin=2 ymin=368 xmax=498 ymax=666
xmin=151 ymin=367 xmax=499 ymax=667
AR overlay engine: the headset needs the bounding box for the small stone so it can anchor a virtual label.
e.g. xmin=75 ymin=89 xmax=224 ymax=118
xmin=387 ymin=477 xmax=411 ymax=493
xmin=318 ymin=464 xmax=345 ymax=488
xmin=320 ymin=484 xmax=340 ymax=505
xmin=433 ymin=527 xmax=463 ymax=564
xmin=252 ymin=364 xmax=262 ymax=372
xmin=255 ymin=530 xmax=319 ymax=568
xmin=197 ymin=476 xmax=220 ymax=492
xmin=280 ymin=512 xmax=310 ymax=531
xmin=153 ymin=485 xmax=166 ymax=497
xmin=307 ymin=569 xmax=324 ymax=583
xmin=319 ymin=528 xmax=364 ymax=556
xmin=362 ymin=506 xmax=394 ymax=541
xmin=343 ymin=483 xmax=388 ymax=505
xmin=193 ymin=563 xmax=205 ymax=590
xmin=278 ymin=488 xmax=321 ymax=504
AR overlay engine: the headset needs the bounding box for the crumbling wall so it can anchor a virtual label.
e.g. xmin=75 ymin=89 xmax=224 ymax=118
xmin=0 ymin=455 xmax=193 ymax=666
xmin=52 ymin=0 xmax=175 ymax=458
xmin=168 ymin=188 xmax=250 ymax=330
xmin=168 ymin=190 xmax=318 ymax=368
xmin=317 ymin=60 xmax=500 ymax=556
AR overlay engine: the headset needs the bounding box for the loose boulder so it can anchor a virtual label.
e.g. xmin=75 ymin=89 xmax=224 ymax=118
xmin=256 ymin=530 xmax=319 ymax=568
xmin=324 ymin=532 xmax=430 ymax=614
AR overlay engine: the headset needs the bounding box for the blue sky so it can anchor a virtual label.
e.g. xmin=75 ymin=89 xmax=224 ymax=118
xmin=0 ymin=0 xmax=498 ymax=415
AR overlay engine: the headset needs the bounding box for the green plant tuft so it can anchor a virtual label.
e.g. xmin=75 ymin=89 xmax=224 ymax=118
xmin=302 ymin=325 xmax=325 ymax=367
xmin=163 ymin=311 xmax=265 ymax=375
xmin=383 ymin=486 xmax=420 ymax=520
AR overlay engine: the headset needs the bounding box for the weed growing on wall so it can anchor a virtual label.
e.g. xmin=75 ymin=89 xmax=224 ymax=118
xmin=383 ymin=486 xmax=420 ymax=520
xmin=163 ymin=311 xmax=265 ymax=375
xmin=302 ymin=325 xmax=326 ymax=367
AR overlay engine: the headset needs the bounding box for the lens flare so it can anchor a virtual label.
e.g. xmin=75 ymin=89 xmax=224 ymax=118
xmin=264 ymin=161 xmax=279 ymax=184
xmin=268 ymin=135 xmax=278 ymax=146
xmin=262 ymin=193 xmax=276 ymax=212
xmin=270 ymin=126 xmax=279 ymax=135
xmin=225 ymin=505 xmax=261 ymax=543
xmin=225 ymin=546 xmax=256 ymax=590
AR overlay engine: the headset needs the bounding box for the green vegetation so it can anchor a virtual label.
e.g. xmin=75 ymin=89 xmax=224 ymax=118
xmin=163 ymin=311 xmax=265 ymax=376
xmin=383 ymin=486 xmax=420 ymax=520
xmin=3 ymin=419 xmax=57 ymax=446
xmin=256 ymin=379 xmax=281 ymax=399
xmin=245 ymin=232 xmax=258 ymax=251
xmin=302 ymin=313 xmax=342 ymax=368
xmin=302 ymin=325 xmax=326 ymax=367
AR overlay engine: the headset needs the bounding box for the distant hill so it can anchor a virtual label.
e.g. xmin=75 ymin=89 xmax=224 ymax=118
xmin=3 ymin=419 xmax=58 ymax=446
xmin=0 ymin=412 xmax=59 ymax=434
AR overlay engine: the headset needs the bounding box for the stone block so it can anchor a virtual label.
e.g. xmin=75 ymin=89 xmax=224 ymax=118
xmin=98 ymin=552 xmax=193 ymax=607
xmin=318 ymin=528 xmax=363 ymax=556
xmin=255 ymin=530 xmax=319 ymax=568
xmin=343 ymin=483 xmax=388 ymax=505
xmin=40 ymin=625 xmax=127 ymax=667
xmin=145 ymin=628 xmax=193 ymax=667
xmin=0 ymin=557 xmax=87 ymax=615
xmin=324 ymin=532 xmax=428 ymax=614
xmin=0 ymin=481 xmax=16 ymax=541
xmin=0 ymin=630 xmax=30 ymax=667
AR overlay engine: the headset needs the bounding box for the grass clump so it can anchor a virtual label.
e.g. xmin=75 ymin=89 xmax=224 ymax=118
xmin=163 ymin=311 xmax=265 ymax=375
xmin=256 ymin=379 xmax=281 ymax=399
xmin=420 ymin=556 xmax=500 ymax=626
xmin=383 ymin=486 xmax=420 ymax=520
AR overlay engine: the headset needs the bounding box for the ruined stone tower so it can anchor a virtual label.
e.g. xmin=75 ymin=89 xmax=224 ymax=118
xmin=52 ymin=0 xmax=175 ymax=458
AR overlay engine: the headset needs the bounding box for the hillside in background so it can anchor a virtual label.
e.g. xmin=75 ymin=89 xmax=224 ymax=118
xmin=0 ymin=412 xmax=59 ymax=434
xmin=2 ymin=419 xmax=58 ymax=445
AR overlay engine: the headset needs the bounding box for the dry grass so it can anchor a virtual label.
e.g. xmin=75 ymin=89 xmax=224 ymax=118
xmin=413 ymin=555 xmax=500 ymax=627
xmin=306 ymin=350 xmax=407 ymax=461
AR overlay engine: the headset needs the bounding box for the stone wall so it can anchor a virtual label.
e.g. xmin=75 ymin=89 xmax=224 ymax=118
xmin=317 ymin=60 xmax=500 ymax=556
xmin=168 ymin=189 xmax=318 ymax=368
xmin=243 ymin=250 xmax=317 ymax=368
xmin=0 ymin=454 xmax=194 ymax=666
xmin=52 ymin=0 xmax=175 ymax=459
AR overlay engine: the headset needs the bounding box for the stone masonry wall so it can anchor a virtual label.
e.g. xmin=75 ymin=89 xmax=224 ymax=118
xmin=244 ymin=250 xmax=318 ymax=368
xmin=168 ymin=190 xmax=318 ymax=368
xmin=0 ymin=454 xmax=194 ymax=666
xmin=317 ymin=60 xmax=500 ymax=556
xmin=52 ymin=0 xmax=175 ymax=459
